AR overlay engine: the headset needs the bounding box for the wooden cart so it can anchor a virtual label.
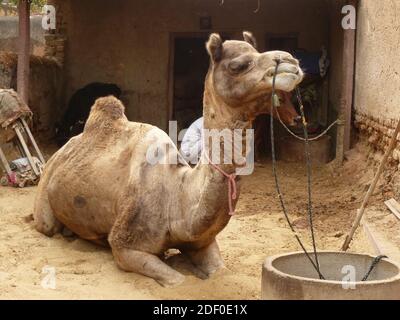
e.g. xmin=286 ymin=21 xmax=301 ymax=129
xmin=0 ymin=89 xmax=45 ymax=187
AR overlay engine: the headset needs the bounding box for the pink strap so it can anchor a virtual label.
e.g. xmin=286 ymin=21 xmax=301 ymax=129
xmin=7 ymin=172 xmax=17 ymax=185
xmin=206 ymin=156 xmax=237 ymax=215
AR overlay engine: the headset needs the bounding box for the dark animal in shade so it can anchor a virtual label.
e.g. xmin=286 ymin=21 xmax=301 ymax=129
xmin=55 ymin=82 xmax=121 ymax=146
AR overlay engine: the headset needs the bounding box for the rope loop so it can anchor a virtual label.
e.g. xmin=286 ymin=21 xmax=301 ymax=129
xmin=204 ymin=153 xmax=238 ymax=215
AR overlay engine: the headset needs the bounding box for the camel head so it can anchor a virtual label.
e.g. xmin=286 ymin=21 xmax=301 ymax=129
xmin=205 ymin=31 xmax=304 ymax=126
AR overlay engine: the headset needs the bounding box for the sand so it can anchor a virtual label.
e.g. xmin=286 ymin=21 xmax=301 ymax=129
xmin=0 ymin=147 xmax=377 ymax=299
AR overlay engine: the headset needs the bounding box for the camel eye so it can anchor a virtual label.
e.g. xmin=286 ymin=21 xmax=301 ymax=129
xmin=228 ymin=59 xmax=253 ymax=74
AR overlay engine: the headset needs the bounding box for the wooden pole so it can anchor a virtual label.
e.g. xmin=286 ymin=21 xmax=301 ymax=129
xmin=13 ymin=123 xmax=39 ymax=176
xmin=17 ymin=0 xmax=30 ymax=104
xmin=336 ymin=0 xmax=357 ymax=164
xmin=21 ymin=118 xmax=46 ymax=164
xmin=342 ymin=119 xmax=400 ymax=251
xmin=0 ymin=146 xmax=12 ymax=176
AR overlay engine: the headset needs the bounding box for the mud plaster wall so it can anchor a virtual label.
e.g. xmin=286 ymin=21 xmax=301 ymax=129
xmin=354 ymin=0 xmax=400 ymax=156
xmin=0 ymin=53 xmax=62 ymax=138
xmin=0 ymin=16 xmax=45 ymax=56
xmin=55 ymin=0 xmax=329 ymax=131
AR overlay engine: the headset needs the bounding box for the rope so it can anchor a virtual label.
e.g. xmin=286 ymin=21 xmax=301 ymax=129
xmin=273 ymin=91 xmax=339 ymax=142
xmin=204 ymin=153 xmax=238 ymax=216
xmin=295 ymin=87 xmax=321 ymax=274
xmin=269 ymin=60 xmax=389 ymax=282
xmin=362 ymin=255 xmax=388 ymax=281
xmin=269 ymin=59 xmax=325 ymax=280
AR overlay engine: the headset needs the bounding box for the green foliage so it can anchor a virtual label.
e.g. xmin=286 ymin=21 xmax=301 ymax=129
xmin=31 ymin=0 xmax=47 ymax=13
xmin=7 ymin=0 xmax=47 ymax=13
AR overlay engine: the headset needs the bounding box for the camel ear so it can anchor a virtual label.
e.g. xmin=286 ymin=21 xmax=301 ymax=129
xmin=206 ymin=33 xmax=223 ymax=63
xmin=243 ymin=31 xmax=257 ymax=49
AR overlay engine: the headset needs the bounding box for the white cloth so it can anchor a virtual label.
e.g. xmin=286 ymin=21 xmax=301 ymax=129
xmin=180 ymin=117 xmax=203 ymax=164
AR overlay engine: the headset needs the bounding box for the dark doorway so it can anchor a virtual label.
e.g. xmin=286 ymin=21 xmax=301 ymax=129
xmin=266 ymin=33 xmax=299 ymax=52
xmin=172 ymin=37 xmax=209 ymax=133
xmin=254 ymin=34 xmax=300 ymax=161
xmin=55 ymin=82 xmax=121 ymax=146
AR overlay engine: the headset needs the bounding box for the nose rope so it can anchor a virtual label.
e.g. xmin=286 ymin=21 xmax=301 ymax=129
xmin=204 ymin=153 xmax=237 ymax=215
xmin=271 ymin=57 xmax=325 ymax=280
xmin=272 ymin=58 xmax=339 ymax=141
xmin=270 ymin=57 xmax=386 ymax=282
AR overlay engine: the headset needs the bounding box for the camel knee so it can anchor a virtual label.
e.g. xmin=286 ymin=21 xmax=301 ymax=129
xmin=186 ymin=240 xmax=224 ymax=275
xmin=34 ymin=207 xmax=62 ymax=237
xmin=111 ymin=247 xmax=185 ymax=287
xmin=34 ymin=217 xmax=62 ymax=237
xmin=34 ymin=192 xmax=63 ymax=237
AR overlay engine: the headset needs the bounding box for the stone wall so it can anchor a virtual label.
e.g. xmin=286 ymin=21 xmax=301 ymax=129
xmin=0 ymin=52 xmax=62 ymax=139
xmin=354 ymin=0 xmax=400 ymax=156
xmin=44 ymin=33 xmax=66 ymax=65
xmin=44 ymin=0 xmax=67 ymax=65
xmin=355 ymin=113 xmax=400 ymax=161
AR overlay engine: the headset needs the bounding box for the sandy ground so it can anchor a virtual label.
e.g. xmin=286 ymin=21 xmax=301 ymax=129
xmin=0 ymin=146 xmax=379 ymax=300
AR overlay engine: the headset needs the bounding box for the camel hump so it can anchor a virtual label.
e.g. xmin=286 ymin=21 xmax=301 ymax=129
xmin=91 ymin=96 xmax=125 ymax=120
xmin=83 ymin=96 xmax=127 ymax=134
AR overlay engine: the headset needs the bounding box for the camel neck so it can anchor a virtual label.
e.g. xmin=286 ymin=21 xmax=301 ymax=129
xmin=178 ymin=80 xmax=255 ymax=240
xmin=198 ymin=77 xmax=252 ymax=174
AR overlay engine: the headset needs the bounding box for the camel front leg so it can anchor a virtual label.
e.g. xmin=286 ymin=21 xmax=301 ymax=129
xmin=112 ymin=247 xmax=185 ymax=287
xmin=34 ymin=187 xmax=63 ymax=237
xmin=185 ymin=240 xmax=225 ymax=276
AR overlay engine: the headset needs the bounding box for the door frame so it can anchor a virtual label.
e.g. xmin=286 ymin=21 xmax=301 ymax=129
xmin=166 ymin=32 xmax=231 ymax=129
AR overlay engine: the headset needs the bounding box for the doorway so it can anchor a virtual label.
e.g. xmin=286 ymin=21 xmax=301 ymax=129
xmin=170 ymin=35 xmax=210 ymax=133
xmin=254 ymin=33 xmax=301 ymax=160
xmin=55 ymin=82 xmax=121 ymax=146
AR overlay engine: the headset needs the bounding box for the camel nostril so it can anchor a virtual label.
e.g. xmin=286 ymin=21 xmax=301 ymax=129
xmin=266 ymin=68 xmax=275 ymax=77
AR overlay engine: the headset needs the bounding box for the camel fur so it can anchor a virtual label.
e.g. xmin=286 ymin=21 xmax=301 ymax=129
xmin=34 ymin=32 xmax=304 ymax=286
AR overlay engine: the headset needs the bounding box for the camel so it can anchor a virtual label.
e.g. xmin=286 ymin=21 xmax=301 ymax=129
xmin=33 ymin=32 xmax=304 ymax=287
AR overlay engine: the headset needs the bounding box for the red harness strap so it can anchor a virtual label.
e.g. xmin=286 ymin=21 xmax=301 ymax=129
xmin=207 ymin=159 xmax=238 ymax=216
